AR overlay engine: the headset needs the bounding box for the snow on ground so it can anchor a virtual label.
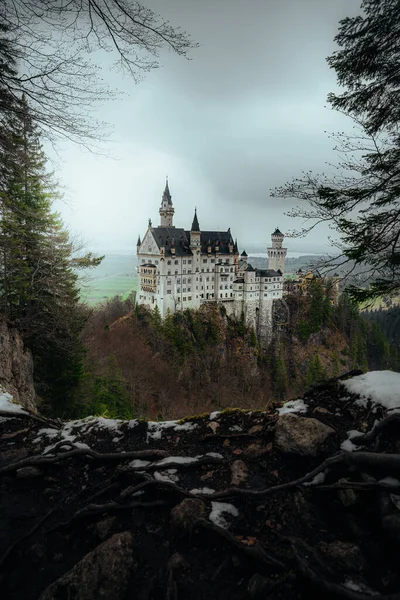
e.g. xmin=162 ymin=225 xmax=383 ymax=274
xmin=0 ymin=391 xmax=28 ymax=414
xmin=209 ymin=411 xmax=220 ymax=421
xmin=146 ymin=420 xmax=178 ymax=442
xmin=190 ymin=487 xmax=215 ymax=495
xmin=209 ymin=502 xmax=239 ymax=529
xmin=129 ymin=459 xmax=151 ymax=468
xmin=174 ymin=422 xmax=198 ymax=432
xmin=154 ymin=469 xmax=179 ymax=483
xmin=340 ymin=429 xmax=364 ymax=453
xmin=303 ymin=472 xmax=326 ymax=487
xmin=343 ymin=371 xmax=400 ymax=411
xmin=277 ymin=399 xmax=308 ymax=416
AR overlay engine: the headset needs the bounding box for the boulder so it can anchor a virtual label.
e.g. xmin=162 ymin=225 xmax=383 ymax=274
xmin=275 ymin=414 xmax=335 ymax=456
xmin=170 ymin=498 xmax=206 ymax=534
xmin=39 ymin=532 xmax=134 ymax=600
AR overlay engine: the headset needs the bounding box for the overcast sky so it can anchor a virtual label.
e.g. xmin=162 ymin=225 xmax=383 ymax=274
xmin=50 ymin=0 xmax=362 ymax=256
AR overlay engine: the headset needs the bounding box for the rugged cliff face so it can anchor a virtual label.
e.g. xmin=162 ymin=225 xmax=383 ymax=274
xmin=1 ymin=370 xmax=400 ymax=599
xmin=0 ymin=318 xmax=36 ymax=413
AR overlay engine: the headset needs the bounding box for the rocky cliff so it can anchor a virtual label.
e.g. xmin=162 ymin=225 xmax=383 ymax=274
xmin=0 ymin=318 xmax=36 ymax=413
xmin=1 ymin=370 xmax=400 ymax=599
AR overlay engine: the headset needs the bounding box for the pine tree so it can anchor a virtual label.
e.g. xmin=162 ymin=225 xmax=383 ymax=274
xmin=0 ymin=96 xmax=102 ymax=410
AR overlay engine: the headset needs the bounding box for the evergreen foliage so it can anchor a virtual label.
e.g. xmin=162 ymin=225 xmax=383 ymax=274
xmin=273 ymin=0 xmax=400 ymax=301
xmin=0 ymin=95 xmax=102 ymax=411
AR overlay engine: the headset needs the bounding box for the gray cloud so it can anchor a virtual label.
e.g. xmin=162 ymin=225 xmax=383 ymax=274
xmin=52 ymin=0 xmax=362 ymax=255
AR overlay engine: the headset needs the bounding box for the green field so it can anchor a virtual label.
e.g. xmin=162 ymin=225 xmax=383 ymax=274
xmin=78 ymin=254 xmax=139 ymax=305
xmin=80 ymin=275 xmax=138 ymax=304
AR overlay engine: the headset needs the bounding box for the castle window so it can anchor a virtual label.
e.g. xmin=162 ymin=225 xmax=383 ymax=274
xmin=211 ymin=259 xmax=215 ymax=263
xmin=177 ymin=288 xmax=180 ymax=293
xmin=167 ymin=280 xmax=171 ymax=285
xmin=167 ymin=289 xmax=171 ymax=294
xmin=183 ymin=297 xmax=186 ymax=301
xmin=167 ymin=271 xmax=171 ymax=275
xmin=203 ymin=259 xmax=207 ymax=263
xmin=175 ymin=260 xmax=178 ymax=265
xmin=183 ymin=278 xmax=186 ymax=284
xmin=175 ymin=270 xmax=178 ymax=275
xmin=183 ymin=260 xmax=186 ymax=264
xmin=167 ymin=260 xmax=171 ymax=265
xmin=188 ymin=260 xmax=192 ymax=264
xmin=155 ymin=260 xmax=158 ymax=265
xmin=183 ymin=269 xmax=186 ymax=274
xmin=188 ymin=296 xmax=192 ymax=301
xmin=183 ymin=288 xmax=186 ymax=293
xmin=206 ymin=277 xmax=209 ymax=281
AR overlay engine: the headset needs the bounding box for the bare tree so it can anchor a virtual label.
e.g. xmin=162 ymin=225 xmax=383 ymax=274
xmin=0 ymin=1 xmax=197 ymax=144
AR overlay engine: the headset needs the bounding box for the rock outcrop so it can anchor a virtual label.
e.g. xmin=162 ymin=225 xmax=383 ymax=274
xmin=275 ymin=413 xmax=336 ymax=456
xmin=0 ymin=318 xmax=36 ymax=413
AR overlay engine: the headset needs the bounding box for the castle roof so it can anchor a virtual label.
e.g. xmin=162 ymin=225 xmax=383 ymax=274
xmin=233 ymin=278 xmax=245 ymax=283
xmin=162 ymin=179 xmax=172 ymax=206
xmin=191 ymin=209 xmax=200 ymax=232
xmin=241 ymin=250 xmax=248 ymax=257
xmin=245 ymin=265 xmax=256 ymax=272
xmin=137 ymin=235 xmax=141 ymax=246
xmin=146 ymin=227 xmax=236 ymax=257
xmin=151 ymin=227 xmax=192 ymax=257
xmin=256 ymin=268 xmax=282 ymax=278
xmin=272 ymin=227 xmax=284 ymax=237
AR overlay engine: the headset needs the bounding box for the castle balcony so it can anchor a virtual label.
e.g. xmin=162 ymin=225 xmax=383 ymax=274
xmin=141 ymin=284 xmax=156 ymax=293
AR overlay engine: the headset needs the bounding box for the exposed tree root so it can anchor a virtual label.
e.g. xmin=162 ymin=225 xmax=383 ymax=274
xmin=194 ymin=518 xmax=286 ymax=570
xmin=57 ymin=500 xmax=169 ymax=529
xmin=351 ymin=414 xmax=400 ymax=446
xmin=0 ymin=446 xmax=170 ymax=475
xmin=291 ymin=539 xmax=400 ymax=600
xmin=0 ymin=410 xmax=60 ymax=430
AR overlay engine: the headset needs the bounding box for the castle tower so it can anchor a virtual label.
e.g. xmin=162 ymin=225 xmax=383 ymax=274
xmin=159 ymin=178 xmax=175 ymax=227
xmin=190 ymin=208 xmax=201 ymax=248
xmin=136 ymin=234 xmax=141 ymax=256
xmin=267 ymin=228 xmax=287 ymax=273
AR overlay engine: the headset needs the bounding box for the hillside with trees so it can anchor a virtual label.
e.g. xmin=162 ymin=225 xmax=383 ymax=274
xmin=61 ymin=283 xmax=398 ymax=421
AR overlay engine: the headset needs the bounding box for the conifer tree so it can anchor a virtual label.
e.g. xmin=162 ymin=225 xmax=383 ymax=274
xmin=0 ymin=95 xmax=102 ymax=409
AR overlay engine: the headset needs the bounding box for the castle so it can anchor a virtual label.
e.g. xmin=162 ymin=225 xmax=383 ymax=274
xmin=136 ymin=181 xmax=287 ymax=345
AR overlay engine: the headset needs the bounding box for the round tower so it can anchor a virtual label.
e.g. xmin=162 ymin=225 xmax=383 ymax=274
xmin=267 ymin=228 xmax=287 ymax=273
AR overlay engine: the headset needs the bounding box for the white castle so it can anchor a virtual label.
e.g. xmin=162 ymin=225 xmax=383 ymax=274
xmin=136 ymin=181 xmax=287 ymax=344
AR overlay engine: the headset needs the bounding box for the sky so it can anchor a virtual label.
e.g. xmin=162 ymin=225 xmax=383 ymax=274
xmin=50 ymin=0 xmax=362 ymax=256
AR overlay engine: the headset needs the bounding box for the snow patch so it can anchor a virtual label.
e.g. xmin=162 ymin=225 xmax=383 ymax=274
xmin=129 ymin=459 xmax=151 ymax=469
xmin=229 ymin=425 xmax=243 ymax=432
xmin=303 ymin=472 xmax=326 ymax=487
xmin=343 ymin=371 xmax=400 ymax=411
xmin=174 ymin=422 xmax=198 ymax=432
xmin=154 ymin=469 xmax=179 ymax=483
xmin=209 ymin=502 xmax=239 ymax=529
xmin=0 ymin=390 xmax=28 ymax=414
xmin=190 ymin=487 xmax=215 ymax=495
xmin=379 ymin=477 xmax=400 ymax=487
xmin=341 ymin=439 xmax=360 ymax=452
xmin=277 ymin=399 xmax=307 ymax=416
xmin=146 ymin=420 xmax=178 ymax=442
xmin=209 ymin=411 xmax=220 ymax=421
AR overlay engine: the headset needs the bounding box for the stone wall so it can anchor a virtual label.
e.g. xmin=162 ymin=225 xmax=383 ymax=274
xmin=0 ymin=319 xmax=36 ymax=413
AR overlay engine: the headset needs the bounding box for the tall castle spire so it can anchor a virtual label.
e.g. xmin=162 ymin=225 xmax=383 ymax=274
xmin=191 ymin=208 xmax=200 ymax=232
xmin=159 ymin=177 xmax=174 ymax=227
